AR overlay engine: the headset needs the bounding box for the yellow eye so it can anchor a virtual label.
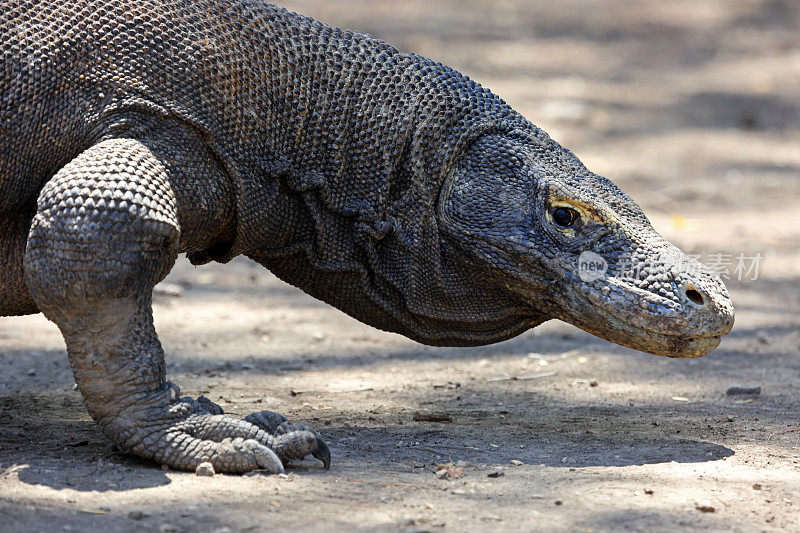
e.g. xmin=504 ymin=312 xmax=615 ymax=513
xmin=551 ymin=207 xmax=579 ymax=228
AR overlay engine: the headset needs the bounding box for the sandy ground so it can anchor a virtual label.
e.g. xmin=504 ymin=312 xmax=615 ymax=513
xmin=2 ymin=0 xmax=800 ymax=531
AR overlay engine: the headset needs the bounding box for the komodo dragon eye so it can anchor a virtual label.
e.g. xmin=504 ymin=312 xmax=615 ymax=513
xmin=551 ymin=207 xmax=580 ymax=228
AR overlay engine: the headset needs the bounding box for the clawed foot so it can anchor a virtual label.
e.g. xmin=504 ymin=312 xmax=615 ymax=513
xmin=245 ymin=410 xmax=331 ymax=469
xmin=134 ymin=385 xmax=330 ymax=474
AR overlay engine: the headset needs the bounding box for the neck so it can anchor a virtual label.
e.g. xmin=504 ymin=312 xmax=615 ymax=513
xmin=217 ymin=1 xmax=536 ymax=342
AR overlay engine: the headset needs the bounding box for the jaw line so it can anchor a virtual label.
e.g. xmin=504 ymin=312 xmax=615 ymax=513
xmin=564 ymin=301 xmax=723 ymax=358
xmin=539 ymin=271 xmax=724 ymax=357
xmin=504 ymin=263 xmax=726 ymax=357
xmin=576 ymin=318 xmax=722 ymax=358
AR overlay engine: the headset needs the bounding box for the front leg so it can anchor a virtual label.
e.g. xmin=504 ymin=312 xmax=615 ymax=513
xmin=24 ymin=138 xmax=328 ymax=473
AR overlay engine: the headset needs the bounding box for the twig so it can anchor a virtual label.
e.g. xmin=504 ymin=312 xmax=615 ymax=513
xmin=487 ymin=371 xmax=556 ymax=382
xmin=413 ymin=413 xmax=453 ymax=422
xmin=329 ymin=475 xmax=410 ymax=487
xmin=291 ymin=387 xmax=374 ymax=396
xmin=517 ymin=371 xmax=557 ymax=380
xmin=406 ymin=444 xmax=481 ymax=453
xmin=767 ymin=428 xmax=800 ymax=440
xmin=527 ymin=349 xmax=583 ymax=362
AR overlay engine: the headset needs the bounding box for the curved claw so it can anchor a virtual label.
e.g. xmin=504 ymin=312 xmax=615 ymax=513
xmin=243 ymin=410 xmax=331 ymax=469
xmin=247 ymin=439 xmax=285 ymax=474
xmin=313 ymin=437 xmax=331 ymax=469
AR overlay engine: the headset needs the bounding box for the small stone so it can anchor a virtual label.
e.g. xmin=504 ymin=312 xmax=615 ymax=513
xmin=487 ymin=470 xmax=504 ymax=478
xmin=510 ymin=460 xmax=524 ymax=466
xmin=161 ymin=464 xmax=169 ymax=471
xmin=413 ymin=412 xmax=453 ymax=422
xmin=195 ymin=462 xmax=215 ymax=477
xmin=753 ymin=483 xmax=762 ymax=490
xmin=128 ymin=511 xmax=148 ymax=520
xmin=695 ymin=504 xmax=715 ymax=513
xmin=554 ymin=500 xmax=563 ymax=506
xmin=726 ymin=386 xmax=761 ymax=397
xmin=589 ymin=381 xmax=598 ymax=387
xmin=644 ymin=487 xmax=654 ymax=495
xmin=435 ymin=464 xmax=464 ymax=479
xmin=159 ymin=525 xmax=180 ymax=533
xmin=26 ymin=368 xmax=36 ymax=376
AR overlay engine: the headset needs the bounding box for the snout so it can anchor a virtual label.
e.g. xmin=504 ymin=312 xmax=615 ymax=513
xmin=560 ymin=250 xmax=735 ymax=358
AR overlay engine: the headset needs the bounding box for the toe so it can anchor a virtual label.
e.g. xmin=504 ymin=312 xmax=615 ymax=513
xmin=246 ymin=439 xmax=285 ymax=474
xmin=245 ymin=410 xmax=288 ymax=434
xmin=312 ymin=437 xmax=331 ymax=469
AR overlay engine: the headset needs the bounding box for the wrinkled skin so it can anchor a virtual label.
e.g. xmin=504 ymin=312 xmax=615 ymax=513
xmin=1 ymin=0 xmax=733 ymax=473
xmin=439 ymin=134 xmax=734 ymax=357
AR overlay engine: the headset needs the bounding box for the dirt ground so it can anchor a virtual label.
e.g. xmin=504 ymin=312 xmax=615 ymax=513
xmin=2 ymin=0 xmax=800 ymax=531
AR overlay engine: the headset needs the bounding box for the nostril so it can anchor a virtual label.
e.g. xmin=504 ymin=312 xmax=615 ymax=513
xmin=685 ymin=288 xmax=705 ymax=306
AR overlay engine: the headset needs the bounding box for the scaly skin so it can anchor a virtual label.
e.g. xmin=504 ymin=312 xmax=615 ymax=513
xmin=1 ymin=0 xmax=734 ymax=473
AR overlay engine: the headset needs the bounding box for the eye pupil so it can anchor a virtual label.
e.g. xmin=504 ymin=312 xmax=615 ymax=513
xmin=552 ymin=207 xmax=578 ymax=228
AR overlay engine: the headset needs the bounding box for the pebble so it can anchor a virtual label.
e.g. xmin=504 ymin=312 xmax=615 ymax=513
xmin=726 ymin=386 xmax=761 ymax=397
xmin=487 ymin=470 xmax=504 ymax=478
xmin=195 ymin=462 xmax=215 ymax=477
xmin=644 ymin=487 xmax=654 ymax=495
xmin=695 ymin=504 xmax=715 ymax=513
xmin=510 ymin=460 xmax=524 ymax=466
xmin=753 ymin=483 xmax=762 ymax=490
xmin=413 ymin=412 xmax=453 ymax=422
xmin=435 ymin=464 xmax=464 ymax=479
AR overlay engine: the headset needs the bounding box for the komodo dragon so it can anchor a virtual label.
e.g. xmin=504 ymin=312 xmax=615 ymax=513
xmin=1 ymin=0 xmax=735 ymax=474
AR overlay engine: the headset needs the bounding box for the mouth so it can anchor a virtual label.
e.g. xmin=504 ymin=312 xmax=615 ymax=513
xmin=555 ymin=271 xmax=733 ymax=357
xmin=575 ymin=318 xmax=723 ymax=358
xmin=553 ymin=279 xmax=732 ymax=358
xmin=563 ymin=293 xmax=729 ymax=357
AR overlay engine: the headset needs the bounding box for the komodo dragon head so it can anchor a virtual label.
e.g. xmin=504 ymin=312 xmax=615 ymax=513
xmin=437 ymin=132 xmax=734 ymax=357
